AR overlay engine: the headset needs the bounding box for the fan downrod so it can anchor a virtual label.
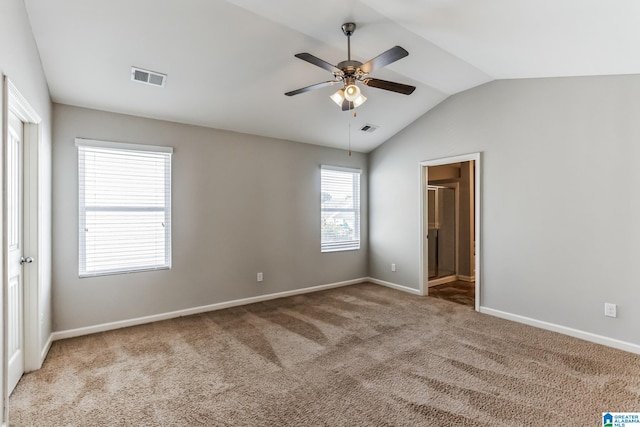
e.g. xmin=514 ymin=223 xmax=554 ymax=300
xmin=342 ymin=23 xmax=356 ymax=62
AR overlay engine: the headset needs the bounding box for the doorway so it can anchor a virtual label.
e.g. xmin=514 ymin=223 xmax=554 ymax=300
xmin=420 ymin=154 xmax=480 ymax=311
xmin=3 ymin=77 xmax=43 ymax=411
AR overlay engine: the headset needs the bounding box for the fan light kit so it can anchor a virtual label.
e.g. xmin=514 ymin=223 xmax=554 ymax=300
xmin=330 ymin=83 xmax=367 ymax=108
xmin=285 ymin=22 xmax=415 ymax=111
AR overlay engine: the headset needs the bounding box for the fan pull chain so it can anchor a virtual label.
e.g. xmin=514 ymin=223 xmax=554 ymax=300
xmin=348 ymin=111 xmax=357 ymax=156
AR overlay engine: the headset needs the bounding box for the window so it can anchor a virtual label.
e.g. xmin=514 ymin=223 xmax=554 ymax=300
xmin=321 ymin=165 xmax=361 ymax=252
xmin=76 ymin=139 xmax=172 ymax=277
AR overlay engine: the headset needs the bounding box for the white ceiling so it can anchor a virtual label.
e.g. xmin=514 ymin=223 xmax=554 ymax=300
xmin=24 ymin=0 xmax=640 ymax=152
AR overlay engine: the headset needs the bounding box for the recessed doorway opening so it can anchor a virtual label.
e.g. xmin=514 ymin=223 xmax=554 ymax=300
xmin=420 ymin=153 xmax=480 ymax=311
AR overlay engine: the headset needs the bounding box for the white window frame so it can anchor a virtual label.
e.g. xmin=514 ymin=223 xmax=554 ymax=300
xmin=320 ymin=165 xmax=361 ymax=252
xmin=76 ymin=138 xmax=173 ymax=277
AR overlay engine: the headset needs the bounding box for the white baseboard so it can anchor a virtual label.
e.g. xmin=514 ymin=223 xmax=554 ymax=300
xmin=428 ymin=275 xmax=457 ymax=287
xmin=40 ymin=333 xmax=53 ymax=366
xmin=480 ymin=306 xmax=640 ymax=355
xmin=457 ymin=275 xmax=475 ymax=282
xmin=367 ymin=277 xmax=422 ymax=295
xmin=52 ymin=277 xmax=368 ymax=341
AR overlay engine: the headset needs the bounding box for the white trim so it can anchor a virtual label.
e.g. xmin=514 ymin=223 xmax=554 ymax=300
xmin=367 ymin=277 xmax=422 ymax=295
xmin=75 ymin=138 xmax=173 ymax=154
xmin=480 ymin=306 xmax=640 ymax=355
xmin=419 ymin=165 xmax=428 ymax=295
xmin=6 ymin=80 xmax=41 ymax=124
xmin=1 ymin=76 xmax=7 ymax=424
xmin=22 ymin=122 xmax=41 ymax=372
xmin=52 ymin=278 xmax=368 ymax=340
xmin=320 ymin=164 xmax=361 ymax=174
xmin=458 ymin=275 xmax=475 ymax=282
xmin=38 ymin=334 xmax=53 ymax=369
xmin=428 ymin=275 xmax=457 ymax=287
xmin=473 ymin=156 xmax=481 ymax=311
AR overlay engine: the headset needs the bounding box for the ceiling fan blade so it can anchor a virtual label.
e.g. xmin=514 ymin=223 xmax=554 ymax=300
xmin=285 ymin=81 xmax=338 ymax=96
xmin=294 ymin=53 xmax=342 ymax=74
xmin=363 ymin=78 xmax=416 ymax=95
xmin=359 ymin=46 xmax=409 ymax=74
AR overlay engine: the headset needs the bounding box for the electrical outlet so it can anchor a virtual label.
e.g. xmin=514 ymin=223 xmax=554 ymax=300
xmin=391 ymin=263 xmax=396 ymax=272
xmin=604 ymin=303 xmax=617 ymax=318
xmin=257 ymin=272 xmax=263 ymax=282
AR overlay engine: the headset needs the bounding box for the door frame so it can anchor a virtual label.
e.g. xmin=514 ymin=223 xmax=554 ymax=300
xmin=419 ymin=152 xmax=481 ymax=311
xmin=2 ymin=76 xmax=41 ymax=409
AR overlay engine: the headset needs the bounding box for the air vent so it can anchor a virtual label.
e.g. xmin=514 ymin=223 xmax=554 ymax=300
xmin=131 ymin=67 xmax=167 ymax=87
xmin=360 ymin=123 xmax=379 ymax=133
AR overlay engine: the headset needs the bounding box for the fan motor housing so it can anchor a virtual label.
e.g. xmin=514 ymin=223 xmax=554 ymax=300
xmin=337 ymin=60 xmax=363 ymax=74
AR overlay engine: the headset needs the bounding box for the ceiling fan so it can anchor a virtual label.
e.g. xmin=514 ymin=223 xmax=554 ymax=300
xmin=285 ymin=22 xmax=416 ymax=111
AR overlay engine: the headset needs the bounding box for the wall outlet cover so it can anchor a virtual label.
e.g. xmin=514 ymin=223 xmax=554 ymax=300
xmin=604 ymin=303 xmax=617 ymax=318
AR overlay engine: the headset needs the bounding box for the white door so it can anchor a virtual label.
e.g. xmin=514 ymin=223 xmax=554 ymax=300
xmin=6 ymin=111 xmax=25 ymax=394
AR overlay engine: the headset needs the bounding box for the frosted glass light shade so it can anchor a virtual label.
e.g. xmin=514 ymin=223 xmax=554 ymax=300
xmin=330 ymin=89 xmax=344 ymax=106
xmin=344 ymin=84 xmax=360 ymax=101
xmin=352 ymin=94 xmax=367 ymax=108
xmin=330 ymin=88 xmax=367 ymax=109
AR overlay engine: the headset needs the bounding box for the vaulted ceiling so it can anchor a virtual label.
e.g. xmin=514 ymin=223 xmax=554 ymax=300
xmin=24 ymin=0 xmax=640 ymax=152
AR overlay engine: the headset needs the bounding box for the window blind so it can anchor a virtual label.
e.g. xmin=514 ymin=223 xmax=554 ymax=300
xmin=320 ymin=165 xmax=361 ymax=252
xmin=76 ymin=138 xmax=172 ymax=277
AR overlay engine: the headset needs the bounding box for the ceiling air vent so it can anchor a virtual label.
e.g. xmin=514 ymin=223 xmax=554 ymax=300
xmin=131 ymin=67 xmax=167 ymax=87
xmin=360 ymin=123 xmax=379 ymax=133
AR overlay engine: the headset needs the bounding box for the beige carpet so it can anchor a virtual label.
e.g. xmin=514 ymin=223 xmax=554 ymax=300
xmin=9 ymin=283 xmax=640 ymax=426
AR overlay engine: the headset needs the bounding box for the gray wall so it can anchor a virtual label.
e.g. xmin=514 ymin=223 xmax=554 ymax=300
xmin=1 ymin=0 xmax=53 ymax=363
xmin=52 ymin=104 xmax=368 ymax=331
xmin=369 ymin=75 xmax=640 ymax=345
